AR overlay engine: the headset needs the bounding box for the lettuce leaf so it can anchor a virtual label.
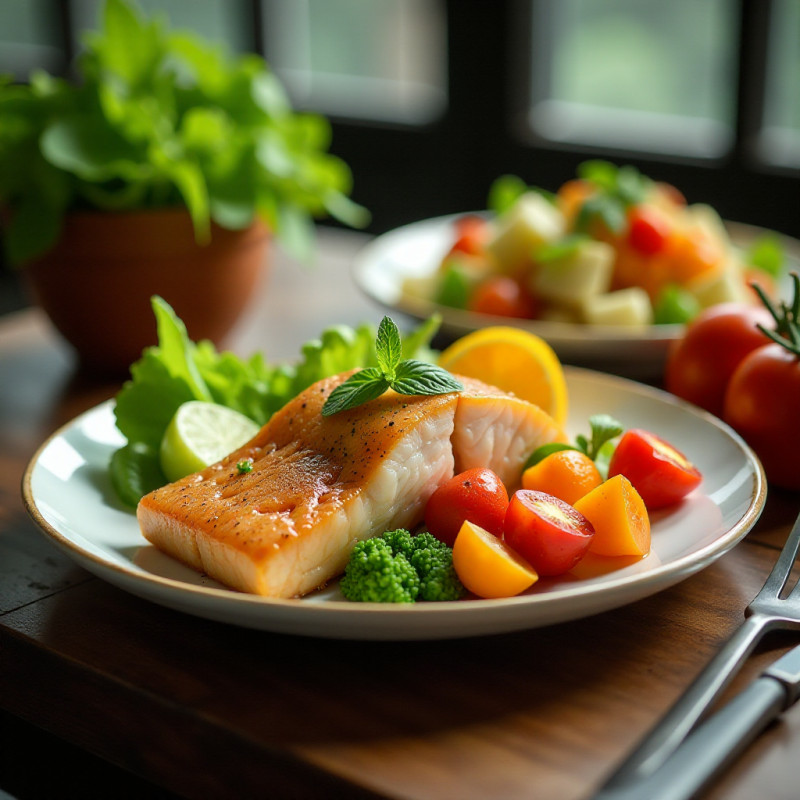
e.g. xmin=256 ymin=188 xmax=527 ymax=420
xmin=110 ymin=296 xmax=440 ymax=507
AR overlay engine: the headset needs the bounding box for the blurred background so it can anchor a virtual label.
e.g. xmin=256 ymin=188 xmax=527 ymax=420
xmin=1 ymin=0 xmax=798 ymax=314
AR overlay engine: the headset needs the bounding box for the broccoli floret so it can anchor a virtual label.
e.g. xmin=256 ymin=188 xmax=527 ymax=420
xmin=409 ymin=547 xmax=466 ymax=601
xmin=340 ymin=538 xmax=420 ymax=603
xmin=340 ymin=529 xmax=465 ymax=603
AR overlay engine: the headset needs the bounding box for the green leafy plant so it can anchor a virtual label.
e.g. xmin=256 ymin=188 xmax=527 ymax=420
xmin=0 ymin=0 xmax=368 ymax=265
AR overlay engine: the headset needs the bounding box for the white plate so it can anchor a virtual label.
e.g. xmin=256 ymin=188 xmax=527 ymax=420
xmin=352 ymin=215 xmax=799 ymax=378
xmin=22 ymin=368 xmax=765 ymax=641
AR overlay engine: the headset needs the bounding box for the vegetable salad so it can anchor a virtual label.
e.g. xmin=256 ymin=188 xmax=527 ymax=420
xmin=404 ymin=161 xmax=783 ymax=327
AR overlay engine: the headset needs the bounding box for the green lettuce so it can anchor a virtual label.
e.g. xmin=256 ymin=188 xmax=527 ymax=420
xmin=109 ymin=296 xmax=440 ymax=507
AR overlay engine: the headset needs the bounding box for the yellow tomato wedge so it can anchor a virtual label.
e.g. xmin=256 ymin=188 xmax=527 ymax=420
xmin=438 ymin=327 xmax=568 ymax=426
xmin=574 ymin=474 xmax=651 ymax=557
xmin=452 ymin=520 xmax=538 ymax=599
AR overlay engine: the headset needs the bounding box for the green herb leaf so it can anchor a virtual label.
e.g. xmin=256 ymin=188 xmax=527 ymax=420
xmin=236 ymin=459 xmax=253 ymax=474
xmin=523 ymin=442 xmax=580 ymax=471
xmin=487 ymin=174 xmax=528 ymax=215
xmin=322 ymin=316 xmax=462 ymax=416
xmin=523 ymin=414 xmax=624 ymax=477
xmin=321 ymin=368 xmax=389 ymax=416
xmin=578 ymin=414 xmax=624 ymax=461
xmin=375 ymin=316 xmax=403 ymax=379
xmin=391 ymin=360 xmax=463 ymax=396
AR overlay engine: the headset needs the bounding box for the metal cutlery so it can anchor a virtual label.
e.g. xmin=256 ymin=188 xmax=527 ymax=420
xmin=595 ymin=511 xmax=800 ymax=793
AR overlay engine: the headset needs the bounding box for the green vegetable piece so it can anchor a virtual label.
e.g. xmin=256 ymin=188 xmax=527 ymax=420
xmin=322 ymin=317 xmax=462 ymax=416
xmin=535 ymin=234 xmax=591 ymax=264
xmin=747 ymin=235 xmax=784 ymax=278
xmin=340 ymin=538 xmax=420 ymax=603
xmin=237 ymin=459 xmax=253 ymax=474
xmin=435 ymin=261 xmax=473 ymax=309
xmin=340 ymin=530 xmax=464 ymax=603
xmin=487 ymin=174 xmax=528 ymax=215
xmin=653 ymin=284 xmax=702 ymax=325
xmin=574 ymin=160 xmax=650 ymax=235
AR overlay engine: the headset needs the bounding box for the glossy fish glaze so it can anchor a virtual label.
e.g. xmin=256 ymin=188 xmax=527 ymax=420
xmin=138 ymin=372 xmax=565 ymax=597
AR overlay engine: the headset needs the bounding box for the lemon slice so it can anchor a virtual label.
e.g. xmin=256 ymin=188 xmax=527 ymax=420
xmin=438 ymin=326 xmax=568 ymax=426
xmin=159 ymin=401 xmax=260 ymax=482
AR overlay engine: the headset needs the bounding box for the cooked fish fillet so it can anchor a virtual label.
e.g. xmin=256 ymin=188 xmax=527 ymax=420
xmin=137 ymin=371 xmax=566 ymax=597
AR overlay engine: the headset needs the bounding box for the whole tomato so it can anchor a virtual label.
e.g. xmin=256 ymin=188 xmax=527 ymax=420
xmin=723 ymin=343 xmax=800 ymax=491
xmin=425 ymin=468 xmax=509 ymax=546
xmin=664 ymin=304 xmax=773 ymax=417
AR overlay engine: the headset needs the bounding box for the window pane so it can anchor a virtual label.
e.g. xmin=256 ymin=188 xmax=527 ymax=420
xmin=529 ymin=0 xmax=737 ymax=158
xmin=262 ymin=0 xmax=447 ymax=125
xmin=759 ymin=0 xmax=800 ymax=168
xmin=69 ymin=0 xmax=254 ymax=53
xmin=0 ymin=0 xmax=66 ymax=78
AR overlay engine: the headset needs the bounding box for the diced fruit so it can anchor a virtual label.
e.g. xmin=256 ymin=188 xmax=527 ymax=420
xmin=532 ymin=240 xmax=614 ymax=307
xmin=425 ymin=467 xmax=509 ymax=546
xmin=449 ymin=214 xmax=490 ymax=256
xmin=574 ymin=475 xmax=650 ymax=557
xmin=452 ymin=520 xmax=538 ymax=599
xmin=160 ymin=401 xmax=260 ymax=483
xmin=503 ymin=490 xmax=595 ymax=576
xmin=438 ymin=326 xmax=568 ymax=426
xmin=581 ymin=287 xmax=653 ymax=326
xmin=688 ymin=260 xmax=751 ymax=307
xmin=607 ymin=429 xmax=702 ymax=509
xmin=486 ymin=192 xmax=566 ymax=272
xmin=521 ymin=450 xmax=602 ymax=506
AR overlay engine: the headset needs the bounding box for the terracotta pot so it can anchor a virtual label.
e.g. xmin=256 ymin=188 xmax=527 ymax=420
xmin=24 ymin=208 xmax=269 ymax=375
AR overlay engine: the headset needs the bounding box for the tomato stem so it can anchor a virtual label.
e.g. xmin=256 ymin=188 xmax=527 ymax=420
xmin=752 ymin=271 xmax=800 ymax=358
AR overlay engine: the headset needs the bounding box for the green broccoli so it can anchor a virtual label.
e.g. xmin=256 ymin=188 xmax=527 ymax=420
xmin=340 ymin=538 xmax=420 ymax=603
xmin=340 ymin=529 xmax=465 ymax=603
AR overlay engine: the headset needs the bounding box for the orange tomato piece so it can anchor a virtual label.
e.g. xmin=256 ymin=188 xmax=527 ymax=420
xmin=663 ymin=228 xmax=723 ymax=286
xmin=452 ymin=520 xmax=538 ymax=599
xmin=521 ymin=450 xmax=602 ymax=506
xmin=573 ymin=475 xmax=651 ymax=557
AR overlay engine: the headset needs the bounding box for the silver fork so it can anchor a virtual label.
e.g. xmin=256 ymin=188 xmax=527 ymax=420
xmin=599 ymin=511 xmax=800 ymax=790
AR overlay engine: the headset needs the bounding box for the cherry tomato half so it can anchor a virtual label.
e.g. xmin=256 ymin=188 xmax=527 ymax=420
xmin=627 ymin=205 xmax=670 ymax=256
xmin=607 ymin=429 xmax=702 ymax=509
xmin=425 ymin=468 xmax=509 ymax=546
xmin=664 ymin=303 xmax=773 ymax=417
xmin=449 ymin=215 xmax=490 ymax=256
xmin=503 ymin=490 xmax=595 ymax=576
xmin=467 ymin=276 xmax=538 ymax=319
xmin=723 ymin=343 xmax=800 ymax=491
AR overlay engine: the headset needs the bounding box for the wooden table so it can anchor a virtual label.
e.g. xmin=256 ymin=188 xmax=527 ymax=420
xmin=2 ymin=227 xmax=799 ymax=800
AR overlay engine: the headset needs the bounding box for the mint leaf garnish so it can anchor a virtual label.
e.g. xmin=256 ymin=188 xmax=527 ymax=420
xmin=322 ymin=317 xmax=463 ymax=416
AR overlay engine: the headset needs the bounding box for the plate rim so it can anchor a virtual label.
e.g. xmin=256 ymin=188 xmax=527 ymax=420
xmin=20 ymin=367 xmax=767 ymax=636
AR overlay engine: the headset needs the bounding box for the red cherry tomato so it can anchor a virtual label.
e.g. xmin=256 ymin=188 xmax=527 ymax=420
xmin=627 ymin=205 xmax=670 ymax=256
xmin=449 ymin=215 xmax=489 ymax=256
xmin=503 ymin=490 xmax=595 ymax=576
xmin=664 ymin=304 xmax=773 ymax=417
xmin=607 ymin=429 xmax=702 ymax=509
xmin=723 ymin=343 xmax=800 ymax=491
xmin=425 ymin=468 xmax=509 ymax=546
xmin=467 ymin=276 xmax=538 ymax=319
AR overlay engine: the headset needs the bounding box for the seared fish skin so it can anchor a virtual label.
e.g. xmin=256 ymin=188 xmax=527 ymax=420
xmin=137 ymin=372 xmax=565 ymax=597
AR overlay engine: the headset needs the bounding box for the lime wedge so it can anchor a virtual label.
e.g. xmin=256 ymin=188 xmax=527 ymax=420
xmin=159 ymin=401 xmax=260 ymax=482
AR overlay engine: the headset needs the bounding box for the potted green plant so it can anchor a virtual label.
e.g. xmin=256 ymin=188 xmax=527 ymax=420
xmin=0 ymin=0 xmax=367 ymax=373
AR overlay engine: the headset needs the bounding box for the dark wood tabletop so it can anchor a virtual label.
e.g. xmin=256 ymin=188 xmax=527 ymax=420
xmin=2 ymin=227 xmax=800 ymax=800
